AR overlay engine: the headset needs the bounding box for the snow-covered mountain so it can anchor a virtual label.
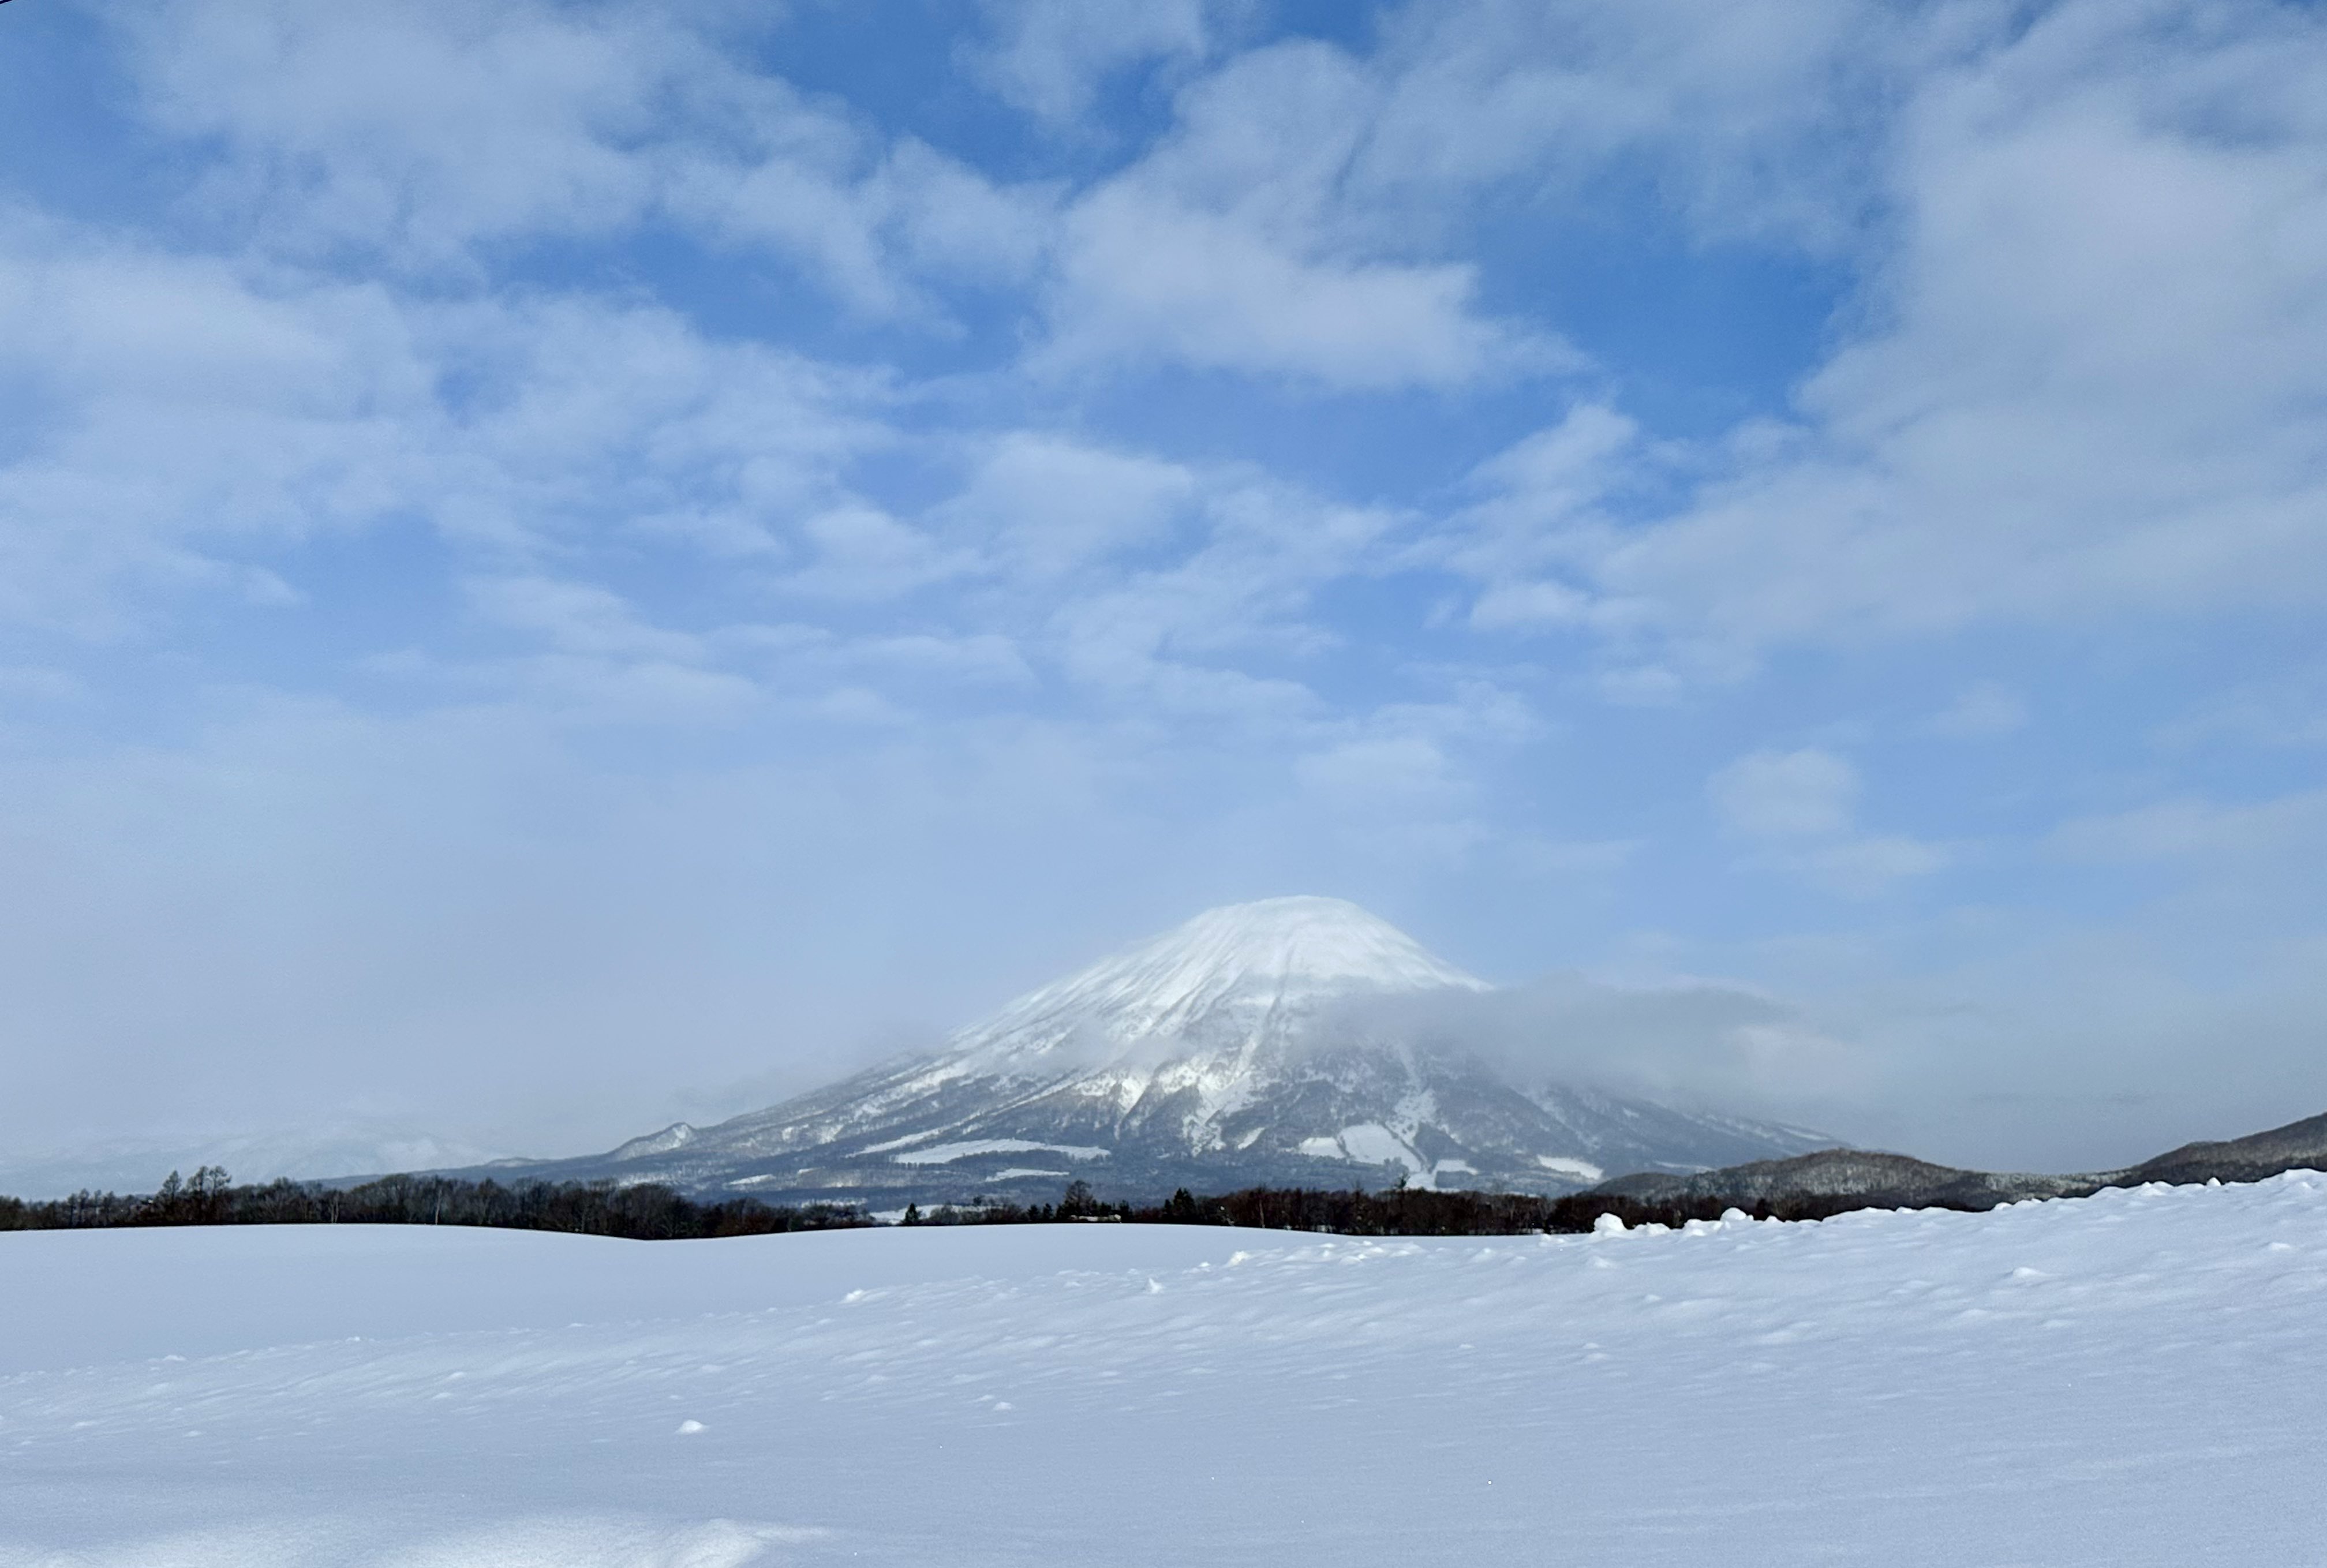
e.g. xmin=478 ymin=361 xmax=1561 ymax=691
xmin=482 ymin=897 xmax=1832 ymax=1206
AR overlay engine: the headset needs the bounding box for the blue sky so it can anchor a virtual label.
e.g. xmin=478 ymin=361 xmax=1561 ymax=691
xmin=2 ymin=0 xmax=2324 ymax=1174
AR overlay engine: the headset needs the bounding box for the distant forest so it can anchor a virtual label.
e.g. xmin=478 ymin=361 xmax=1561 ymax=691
xmin=0 ymin=1168 xmax=871 ymax=1240
xmin=0 ymin=1168 xmax=2005 ymax=1241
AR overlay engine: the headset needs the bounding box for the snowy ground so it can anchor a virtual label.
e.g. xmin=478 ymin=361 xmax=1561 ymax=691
xmin=5 ymin=1176 xmax=2326 ymax=1567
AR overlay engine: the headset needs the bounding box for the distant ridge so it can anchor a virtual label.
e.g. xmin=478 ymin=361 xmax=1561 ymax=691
xmin=1592 ymin=1109 xmax=2327 ymax=1212
xmin=1596 ymin=1149 xmax=2093 ymax=1210
xmin=2127 ymin=1110 xmax=2327 ymax=1187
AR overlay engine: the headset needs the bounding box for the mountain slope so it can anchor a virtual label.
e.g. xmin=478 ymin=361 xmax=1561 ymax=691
xmin=2127 ymin=1109 xmax=2327 ymax=1186
xmin=479 ymin=897 xmax=1833 ymax=1206
xmin=1596 ymin=1148 xmax=2097 ymax=1210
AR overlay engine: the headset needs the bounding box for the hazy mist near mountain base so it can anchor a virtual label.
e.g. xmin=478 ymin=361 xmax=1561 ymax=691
xmin=1320 ymin=976 xmax=1858 ymax=1120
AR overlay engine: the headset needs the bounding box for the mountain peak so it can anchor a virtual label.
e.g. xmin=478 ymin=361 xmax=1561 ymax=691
xmin=946 ymin=896 xmax=1486 ymax=1066
xmin=1135 ymin=896 xmax=1486 ymax=994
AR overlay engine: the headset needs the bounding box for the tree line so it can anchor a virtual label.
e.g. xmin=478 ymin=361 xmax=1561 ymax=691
xmin=909 ymin=1177 xmax=1990 ymax=1233
xmin=0 ymin=1169 xmax=871 ymax=1240
xmin=0 ymin=1169 xmax=2003 ymax=1242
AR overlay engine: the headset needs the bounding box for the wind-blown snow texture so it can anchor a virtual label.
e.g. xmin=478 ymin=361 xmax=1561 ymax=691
xmin=5 ymin=1174 xmax=2326 ymax=1565
xmin=509 ymin=897 xmax=1828 ymax=1204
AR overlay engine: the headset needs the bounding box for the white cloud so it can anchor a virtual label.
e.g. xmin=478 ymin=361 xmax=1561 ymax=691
xmin=1297 ymin=734 xmax=1461 ymax=813
xmin=842 ymin=634 xmax=1035 ymax=690
xmin=0 ymin=224 xmax=433 ymax=635
xmin=935 ymin=433 xmax=1196 ymax=581
xmin=784 ymin=506 xmax=982 ymax=602
xmin=876 ymin=141 xmax=1060 ymax=286
xmin=1354 ymin=0 xmax=1916 ymax=252
xmin=1709 ymin=748 xmax=1946 ymax=895
xmin=1346 ymin=971 xmax=1873 ymax=1118
xmin=426 ymin=295 xmax=884 ymax=559
xmin=1467 ymin=581 xmax=1593 ymax=631
xmin=1709 ymin=749 xmax=1860 ymax=839
xmin=2047 ymin=789 xmax=2327 ymax=866
xmin=115 ymin=0 xmax=682 ymax=267
xmin=0 ymin=667 xmax=84 ymax=704
xmin=1788 ymin=834 xmax=1950 ymax=898
xmin=1286 ymin=682 xmax=1542 ymax=863
xmin=967 ymin=0 xmax=1214 ymax=124
xmin=1043 ymin=183 xmax=1533 ymax=390
xmin=711 ymin=626 xmax=1035 ymax=698
xmin=463 ymin=577 xmax=703 ymax=663
xmin=0 ymin=216 xmax=888 ymax=646
xmin=1296 ymin=684 xmax=1533 ymax=813
xmin=2152 ymin=667 xmax=2327 ymax=751
xmin=670 ymin=133 xmax=1058 ymax=320
xmin=1447 ymin=0 xmax=2327 ymax=669
xmin=1453 ymin=405 xmax=1649 ymax=634
xmin=1037 ymin=38 xmax=1558 ymax=389
xmin=1923 ymin=681 xmax=2029 ymax=739
xmin=112 ymin=1 xmax=1053 ymax=320
xmin=1028 ymin=474 xmax=1405 ymax=723
xmin=368 ymin=644 xmax=764 ymax=725
xmin=1045 ymin=581 xmax=1318 ymax=723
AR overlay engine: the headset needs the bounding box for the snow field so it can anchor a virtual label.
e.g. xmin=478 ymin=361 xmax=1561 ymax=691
xmin=3 ymin=1174 xmax=2325 ymax=1566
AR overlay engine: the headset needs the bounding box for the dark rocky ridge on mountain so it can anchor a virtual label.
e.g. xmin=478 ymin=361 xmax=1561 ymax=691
xmin=1593 ymin=1109 xmax=2327 ymax=1211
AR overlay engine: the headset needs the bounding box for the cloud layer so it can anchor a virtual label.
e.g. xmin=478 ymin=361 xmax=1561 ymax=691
xmin=1 ymin=0 xmax=2322 ymax=1172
